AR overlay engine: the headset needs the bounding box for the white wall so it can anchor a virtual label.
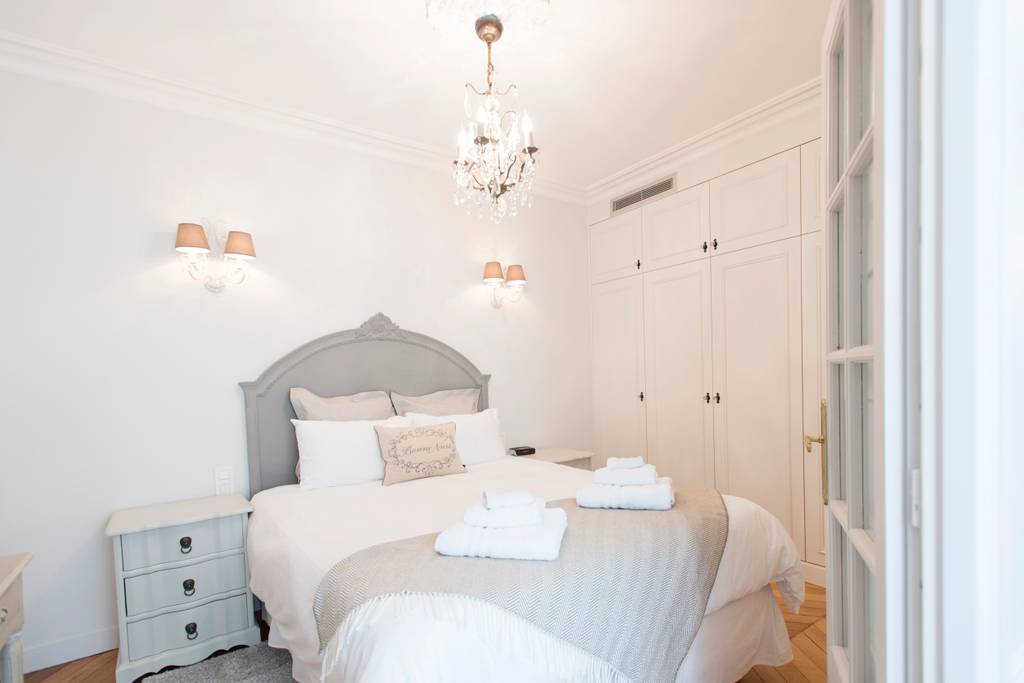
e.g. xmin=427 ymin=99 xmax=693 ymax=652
xmin=0 ymin=70 xmax=591 ymax=670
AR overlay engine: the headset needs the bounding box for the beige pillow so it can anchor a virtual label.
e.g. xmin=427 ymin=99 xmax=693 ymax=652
xmin=374 ymin=422 xmax=465 ymax=486
xmin=390 ymin=388 xmax=480 ymax=416
xmin=290 ymin=388 xmax=395 ymax=421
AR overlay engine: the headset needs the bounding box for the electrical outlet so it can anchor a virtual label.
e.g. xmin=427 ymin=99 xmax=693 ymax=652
xmin=214 ymin=466 xmax=234 ymax=496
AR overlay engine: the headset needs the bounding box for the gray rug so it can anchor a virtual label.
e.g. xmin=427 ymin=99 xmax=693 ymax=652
xmin=147 ymin=644 xmax=294 ymax=682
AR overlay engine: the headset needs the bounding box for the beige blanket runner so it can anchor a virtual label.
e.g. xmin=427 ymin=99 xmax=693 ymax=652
xmin=313 ymin=490 xmax=728 ymax=683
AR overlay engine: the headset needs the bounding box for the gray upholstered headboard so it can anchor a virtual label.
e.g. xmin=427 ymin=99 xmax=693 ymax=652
xmin=240 ymin=313 xmax=490 ymax=496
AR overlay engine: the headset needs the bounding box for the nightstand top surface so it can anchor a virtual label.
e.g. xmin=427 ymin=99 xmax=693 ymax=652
xmin=0 ymin=553 xmax=31 ymax=595
xmin=106 ymin=494 xmax=252 ymax=537
xmin=527 ymin=448 xmax=594 ymax=464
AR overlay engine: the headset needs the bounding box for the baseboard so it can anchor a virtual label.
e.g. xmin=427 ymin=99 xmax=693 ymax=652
xmin=24 ymin=625 xmax=118 ymax=673
xmin=802 ymin=560 xmax=827 ymax=589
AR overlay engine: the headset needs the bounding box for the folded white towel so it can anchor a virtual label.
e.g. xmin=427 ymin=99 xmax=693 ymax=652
xmin=606 ymin=456 xmax=645 ymax=470
xmin=463 ymin=499 xmax=545 ymax=528
xmin=435 ymin=508 xmax=568 ymax=561
xmin=483 ymin=489 xmax=536 ymax=510
xmin=576 ymin=477 xmax=675 ymax=511
xmin=593 ymin=463 xmax=658 ymax=486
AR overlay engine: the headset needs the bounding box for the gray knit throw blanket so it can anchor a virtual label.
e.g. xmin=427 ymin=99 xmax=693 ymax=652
xmin=313 ymin=490 xmax=728 ymax=683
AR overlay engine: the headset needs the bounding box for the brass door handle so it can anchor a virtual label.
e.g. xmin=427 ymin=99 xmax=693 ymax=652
xmin=804 ymin=399 xmax=828 ymax=506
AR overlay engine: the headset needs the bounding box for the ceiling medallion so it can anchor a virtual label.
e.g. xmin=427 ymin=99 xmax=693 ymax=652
xmin=452 ymin=14 xmax=538 ymax=223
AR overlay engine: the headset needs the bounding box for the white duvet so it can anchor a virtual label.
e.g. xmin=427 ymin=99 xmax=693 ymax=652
xmin=248 ymin=456 xmax=803 ymax=683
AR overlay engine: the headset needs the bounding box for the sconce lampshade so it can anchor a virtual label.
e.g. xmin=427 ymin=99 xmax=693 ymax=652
xmin=505 ymin=264 xmax=526 ymax=287
xmin=483 ymin=261 xmax=505 ymax=286
xmin=224 ymin=231 xmax=256 ymax=260
xmin=175 ymin=223 xmax=210 ymax=254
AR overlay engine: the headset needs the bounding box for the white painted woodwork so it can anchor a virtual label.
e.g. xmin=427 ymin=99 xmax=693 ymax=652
xmin=711 ymin=237 xmax=805 ymax=554
xmin=589 ymin=212 xmax=642 ymax=284
xmin=106 ymin=495 xmax=252 ymax=537
xmin=801 ymin=231 xmax=827 ymax=567
xmin=641 ymin=183 xmax=710 ymax=271
xmin=801 ymin=139 xmax=824 ymax=233
xmin=709 ymin=147 xmax=802 ymax=254
xmin=0 ymin=555 xmax=29 ymax=683
xmin=525 ymin=448 xmax=594 ymax=471
xmin=120 ymin=516 xmax=244 ymax=571
xmin=590 ymin=276 xmax=647 ymax=467
xmin=125 ymin=594 xmax=250 ymax=661
xmin=124 ymin=553 xmax=248 ymax=617
xmin=109 ymin=498 xmax=259 ymax=683
xmin=643 ymin=260 xmax=715 ymax=489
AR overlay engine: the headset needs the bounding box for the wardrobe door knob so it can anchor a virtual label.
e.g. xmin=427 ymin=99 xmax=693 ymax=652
xmin=704 ymin=392 xmax=711 ymax=404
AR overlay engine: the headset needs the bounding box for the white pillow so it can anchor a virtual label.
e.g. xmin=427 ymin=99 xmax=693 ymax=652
xmin=407 ymin=409 xmax=506 ymax=466
xmin=390 ymin=388 xmax=480 ymax=416
xmin=292 ymin=415 xmax=411 ymax=489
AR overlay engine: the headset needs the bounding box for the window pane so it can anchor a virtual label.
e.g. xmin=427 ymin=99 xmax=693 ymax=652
xmin=834 ymin=39 xmax=847 ymax=182
xmin=859 ymin=2 xmax=874 ymax=137
xmin=829 ymin=519 xmax=849 ymax=648
xmin=830 ymin=363 xmax=846 ymax=501
xmin=856 ymin=362 xmax=875 ymax=531
xmin=853 ymin=551 xmax=879 ymax=682
xmin=831 ymin=207 xmax=845 ymax=350
xmin=850 ymin=165 xmax=874 ymax=345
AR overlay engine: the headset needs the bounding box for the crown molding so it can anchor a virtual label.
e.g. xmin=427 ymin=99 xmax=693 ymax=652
xmin=0 ymin=30 xmax=587 ymax=206
xmin=585 ymin=77 xmax=822 ymax=201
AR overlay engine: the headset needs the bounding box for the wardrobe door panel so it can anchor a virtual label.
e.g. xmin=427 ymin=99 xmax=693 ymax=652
xmin=712 ymin=237 xmax=804 ymax=554
xmin=591 ymin=276 xmax=646 ymax=467
xmin=801 ymin=139 xmax=824 ymax=234
xmin=709 ymin=148 xmax=801 ymax=254
xmin=802 ymin=231 xmax=827 ymax=566
xmin=643 ymin=261 xmax=714 ymax=488
xmin=590 ymin=213 xmax=642 ymax=284
xmin=641 ymin=183 xmax=710 ymax=271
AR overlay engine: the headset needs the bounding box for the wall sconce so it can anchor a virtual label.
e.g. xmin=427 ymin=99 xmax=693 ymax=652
xmin=174 ymin=223 xmax=256 ymax=293
xmin=483 ymin=261 xmax=526 ymax=308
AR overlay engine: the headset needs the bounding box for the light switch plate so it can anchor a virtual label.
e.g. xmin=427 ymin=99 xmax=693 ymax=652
xmin=214 ymin=466 xmax=234 ymax=496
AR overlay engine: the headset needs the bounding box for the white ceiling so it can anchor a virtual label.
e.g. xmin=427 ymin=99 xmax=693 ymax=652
xmin=0 ymin=1 xmax=828 ymax=189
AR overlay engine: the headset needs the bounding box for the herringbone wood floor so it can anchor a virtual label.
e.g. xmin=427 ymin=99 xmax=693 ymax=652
xmin=26 ymin=583 xmax=827 ymax=683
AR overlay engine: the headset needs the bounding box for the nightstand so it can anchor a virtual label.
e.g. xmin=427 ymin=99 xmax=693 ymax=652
xmin=523 ymin=448 xmax=594 ymax=471
xmin=105 ymin=495 xmax=260 ymax=683
xmin=0 ymin=554 xmax=31 ymax=683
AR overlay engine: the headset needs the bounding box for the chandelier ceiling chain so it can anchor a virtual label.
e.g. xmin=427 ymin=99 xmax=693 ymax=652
xmin=452 ymin=14 xmax=538 ymax=223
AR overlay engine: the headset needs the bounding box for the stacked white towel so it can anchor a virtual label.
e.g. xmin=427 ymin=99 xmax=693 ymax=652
xmin=435 ymin=490 xmax=567 ymax=561
xmin=577 ymin=459 xmax=675 ymax=511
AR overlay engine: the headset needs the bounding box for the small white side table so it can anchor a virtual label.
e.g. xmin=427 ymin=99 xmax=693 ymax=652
xmin=0 ymin=554 xmax=31 ymax=683
xmin=522 ymin=448 xmax=594 ymax=471
xmin=106 ymin=495 xmax=260 ymax=683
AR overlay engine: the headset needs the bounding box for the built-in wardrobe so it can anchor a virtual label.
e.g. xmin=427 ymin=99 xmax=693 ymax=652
xmin=589 ymin=139 xmax=826 ymax=573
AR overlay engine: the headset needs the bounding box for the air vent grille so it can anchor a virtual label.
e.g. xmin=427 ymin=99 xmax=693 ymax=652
xmin=610 ymin=176 xmax=676 ymax=214
xmin=611 ymin=190 xmax=644 ymax=213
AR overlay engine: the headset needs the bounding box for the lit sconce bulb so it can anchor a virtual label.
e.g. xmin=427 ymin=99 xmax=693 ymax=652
xmin=521 ymin=112 xmax=535 ymax=150
xmin=475 ymin=105 xmax=487 ymax=140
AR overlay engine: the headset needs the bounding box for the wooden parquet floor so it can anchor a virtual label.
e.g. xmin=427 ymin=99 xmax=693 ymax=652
xmin=26 ymin=583 xmax=827 ymax=683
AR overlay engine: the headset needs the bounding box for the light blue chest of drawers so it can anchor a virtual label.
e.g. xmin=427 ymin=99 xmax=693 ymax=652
xmin=106 ymin=495 xmax=260 ymax=683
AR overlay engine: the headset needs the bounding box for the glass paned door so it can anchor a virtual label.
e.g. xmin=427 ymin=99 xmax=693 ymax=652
xmin=822 ymin=0 xmax=883 ymax=681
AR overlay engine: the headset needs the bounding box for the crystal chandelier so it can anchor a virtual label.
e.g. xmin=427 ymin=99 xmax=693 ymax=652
xmin=452 ymin=14 xmax=538 ymax=223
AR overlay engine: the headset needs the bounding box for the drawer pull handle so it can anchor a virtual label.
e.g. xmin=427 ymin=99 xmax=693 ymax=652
xmin=183 ymin=579 xmax=196 ymax=596
xmin=185 ymin=622 xmax=198 ymax=640
xmin=179 ymin=536 xmax=192 ymax=554
xmin=0 ymin=608 xmax=7 ymax=625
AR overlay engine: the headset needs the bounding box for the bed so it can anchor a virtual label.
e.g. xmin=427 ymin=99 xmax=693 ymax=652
xmin=242 ymin=314 xmax=803 ymax=683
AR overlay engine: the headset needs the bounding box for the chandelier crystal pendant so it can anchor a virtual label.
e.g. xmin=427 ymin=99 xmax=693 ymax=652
xmin=453 ymin=14 xmax=538 ymax=223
